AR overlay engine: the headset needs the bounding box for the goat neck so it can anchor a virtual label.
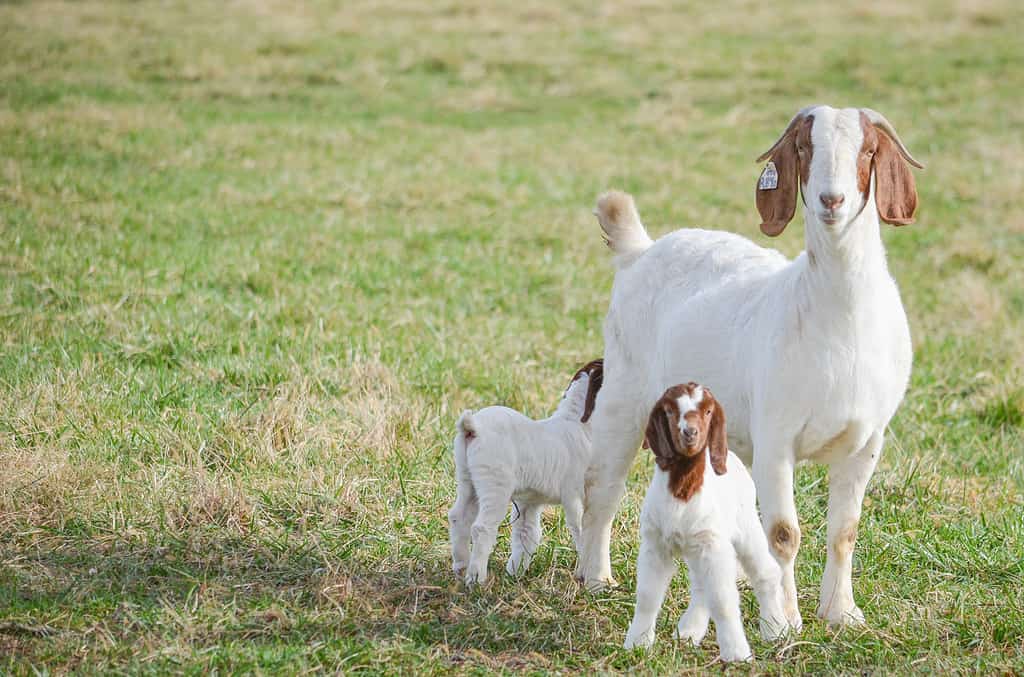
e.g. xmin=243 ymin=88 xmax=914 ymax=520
xmin=552 ymin=374 xmax=590 ymax=422
xmin=800 ymin=186 xmax=890 ymax=302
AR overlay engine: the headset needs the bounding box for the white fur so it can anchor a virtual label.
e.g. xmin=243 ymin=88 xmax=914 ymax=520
xmin=675 ymin=387 xmax=703 ymax=415
xmin=449 ymin=374 xmax=595 ymax=585
xmin=624 ymin=446 xmax=789 ymax=662
xmin=581 ymin=106 xmax=915 ymax=631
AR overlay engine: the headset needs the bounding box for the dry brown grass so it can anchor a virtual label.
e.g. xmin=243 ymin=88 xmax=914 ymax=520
xmin=2 ymin=0 xmax=1022 ymax=672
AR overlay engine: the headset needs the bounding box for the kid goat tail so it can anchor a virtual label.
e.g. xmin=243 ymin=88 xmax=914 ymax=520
xmin=453 ymin=410 xmax=475 ymax=480
xmin=456 ymin=410 xmax=476 ymax=440
xmin=595 ymin=190 xmax=652 ymax=268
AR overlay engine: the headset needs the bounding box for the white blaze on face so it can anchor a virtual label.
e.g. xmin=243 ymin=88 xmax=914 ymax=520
xmin=806 ymin=107 xmax=868 ymax=226
xmin=674 ymin=386 xmax=704 ymax=416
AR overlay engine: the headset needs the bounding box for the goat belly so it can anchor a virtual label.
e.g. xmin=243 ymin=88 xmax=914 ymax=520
xmin=512 ymin=488 xmax=558 ymax=506
xmin=795 ymin=419 xmax=874 ymax=463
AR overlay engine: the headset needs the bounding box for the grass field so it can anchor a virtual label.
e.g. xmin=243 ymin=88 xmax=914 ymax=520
xmin=2 ymin=0 xmax=1023 ymax=673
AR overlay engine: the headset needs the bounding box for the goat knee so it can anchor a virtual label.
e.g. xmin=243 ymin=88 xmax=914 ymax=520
xmin=471 ymin=522 xmax=496 ymax=545
xmin=768 ymin=520 xmax=801 ymax=561
xmin=832 ymin=520 xmax=858 ymax=560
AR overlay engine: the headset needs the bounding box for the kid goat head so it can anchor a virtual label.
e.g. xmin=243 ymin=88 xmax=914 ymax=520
xmin=756 ymin=105 xmax=924 ymax=236
xmin=645 ymin=383 xmax=727 ymax=501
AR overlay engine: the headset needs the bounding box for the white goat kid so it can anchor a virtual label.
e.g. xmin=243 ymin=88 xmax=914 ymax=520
xmin=624 ymin=383 xmax=789 ymax=662
xmin=449 ymin=360 xmax=604 ymax=585
xmin=579 ymin=105 xmax=923 ymax=630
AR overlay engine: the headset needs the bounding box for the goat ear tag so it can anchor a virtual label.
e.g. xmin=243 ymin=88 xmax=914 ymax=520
xmin=758 ymin=161 xmax=779 ymax=190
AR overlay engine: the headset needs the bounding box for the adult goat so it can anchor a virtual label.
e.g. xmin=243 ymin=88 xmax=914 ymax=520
xmin=579 ymin=105 xmax=922 ymax=629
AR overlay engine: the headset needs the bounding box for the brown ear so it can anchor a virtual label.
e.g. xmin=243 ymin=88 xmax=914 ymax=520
xmin=645 ymin=398 xmax=682 ymax=471
xmin=580 ymin=359 xmax=604 ymax=423
xmin=756 ymin=115 xmax=804 ymax=237
xmin=706 ymin=395 xmax=728 ymax=475
xmin=874 ymin=132 xmax=918 ymax=226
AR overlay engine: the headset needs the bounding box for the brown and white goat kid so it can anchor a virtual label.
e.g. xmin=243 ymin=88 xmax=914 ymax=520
xmin=448 ymin=360 xmax=604 ymax=585
xmin=624 ymin=384 xmax=789 ymax=661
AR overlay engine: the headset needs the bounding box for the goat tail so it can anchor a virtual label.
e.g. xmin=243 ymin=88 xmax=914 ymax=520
xmin=595 ymin=190 xmax=652 ymax=268
xmin=456 ymin=410 xmax=476 ymax=440
xmin=453 ymin=410 xmax=476 ymax=478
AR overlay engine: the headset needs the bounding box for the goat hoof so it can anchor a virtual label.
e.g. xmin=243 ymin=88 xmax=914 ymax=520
xmin=719 ymin=650 xmax=754 ymax=664
xmin=463 ymin=563 xmax=488 ymax=587
xmin=623 ymin=629 xmax=655 ymax=650
xmin=673 ymin=623 xmax=707 ymax=646
xmin=820 ymin=604 xmax=865 ymax=629
xmin=759 ymin=615 xmax=790 ymax=642
xmin=505 ymin=557 xmax=528 ymax=577
xmin=785 ymin=608 xmax=803 ymax=633
xmin=584 ymin=575 xmax=617 ymax=592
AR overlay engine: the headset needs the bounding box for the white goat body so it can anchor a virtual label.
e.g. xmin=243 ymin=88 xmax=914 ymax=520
xmin=603 ymin=216 xmax=908 ymax=465
xmin=449 ymin=360 xmax=603 ymax=585
xmin=579 ymin=105 xmax=922 ymax=629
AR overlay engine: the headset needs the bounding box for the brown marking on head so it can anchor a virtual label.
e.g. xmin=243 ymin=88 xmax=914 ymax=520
xmin=796 ymin=117 xmax=814 ymax=187
xmin=758 ymin=106 xmax=922 ymax=233
xmin=832 ymin=521 xmax=858 ymax=560
xmin=705 ymin=391 xmax=728 ymax=475
xmin=871 ymin=127 xmax=919 ymax=226
xmin=756 ymin=113 xmax=815 ymax=237
xmin=856 ymin=112 xmax=879 ymax=198
xmin=644 ymin=382 xmax=728 ymax=502
xmin=769 ymin=520 xmax=801 ymax=560
xmin=569 ymin=359 xmax=604 ymax=423
xmin=861 ymin=107 xmax=924 ymax=227
xmin=856 ymin=111 xmax=918 ymax=226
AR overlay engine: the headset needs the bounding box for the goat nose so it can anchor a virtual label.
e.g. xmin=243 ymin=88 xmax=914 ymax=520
xmin=819 ymin=192 xmax=845 ymax=209
xmin=683 ymin=426 xmax=698 ymax=439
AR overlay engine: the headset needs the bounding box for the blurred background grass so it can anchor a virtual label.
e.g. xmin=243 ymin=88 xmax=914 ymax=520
xmin=1 ymin=0 xmax=1022 ymax=672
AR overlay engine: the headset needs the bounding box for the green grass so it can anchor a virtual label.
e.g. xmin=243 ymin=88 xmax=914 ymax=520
xmin=2 ymin=0 xmax=1023 ymax=673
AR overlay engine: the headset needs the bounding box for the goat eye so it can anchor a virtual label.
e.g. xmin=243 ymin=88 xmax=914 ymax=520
xmin=705 ymin=409 xmax=712 ymax=417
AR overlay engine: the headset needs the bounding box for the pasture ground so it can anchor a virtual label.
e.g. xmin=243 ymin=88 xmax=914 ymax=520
xmin=1 ymin=0 xmax=1023 ymax=673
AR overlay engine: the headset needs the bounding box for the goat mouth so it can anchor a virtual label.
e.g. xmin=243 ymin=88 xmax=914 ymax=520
xmin=820 ymin=212 xmax=840 ymax=225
